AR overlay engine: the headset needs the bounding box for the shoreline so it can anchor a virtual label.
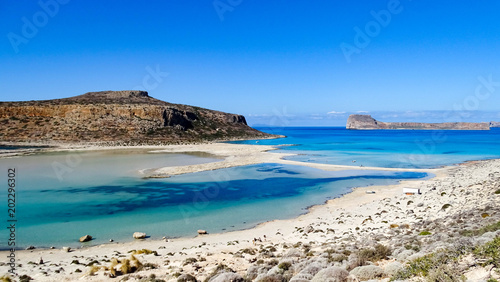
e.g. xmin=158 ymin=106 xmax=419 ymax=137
xmin=1 ymin=170 xmax=434 ymax=252
xmin=1 ymin=142 xmax=498 ymax=281
xmin=1 ymin=141 xmax=447 ymax=246
xmin=0 ymin=141 xmax=436 ymax=250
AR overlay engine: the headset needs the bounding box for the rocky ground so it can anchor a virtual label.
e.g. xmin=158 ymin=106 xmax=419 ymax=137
xmin=1 ymin=159 xmax=499 ymax=282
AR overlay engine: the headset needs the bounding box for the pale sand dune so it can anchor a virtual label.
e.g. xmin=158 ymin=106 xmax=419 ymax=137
xmin=0 ymin=143 xmax=497 ymax=281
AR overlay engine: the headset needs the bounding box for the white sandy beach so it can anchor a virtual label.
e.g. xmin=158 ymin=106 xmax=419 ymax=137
xmin=1 ymin=143 xmax=499 ymax=281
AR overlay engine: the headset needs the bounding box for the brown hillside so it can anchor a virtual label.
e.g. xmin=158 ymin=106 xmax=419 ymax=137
xmin=0 ymin=90 xmax=275 ymax=144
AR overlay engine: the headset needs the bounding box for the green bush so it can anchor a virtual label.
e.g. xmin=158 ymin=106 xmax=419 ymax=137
xmin=427 ymin=265 xmax=465 ymax=281
xmin=327 ymin=253 xmax=347 ymax=263
xmin=473 ymin=236 xmax=500 ymax=267
xmin=278 ymin=261 xmax=292 ymax=271
xmin=0 ymin=276 xmax=12 ymax=282
xmin=460 ymin=220 xmax=500 ymax=236
xmin=86 ymin=260 xmax=99 ymax=266
xmin=391 ymin=251 xmax=454 ymax=280
xmin=19 ymin=276 xmax=33 ymax=282
xmin=183 ymin=257 xmax=198 ymax=266
xmin=419 ymin=231 xmax=432 ymax=236
xmin=441 ymin=204 xmax=451 ymax=210
xmin=240 ymin=248 xmax=257 ymax=255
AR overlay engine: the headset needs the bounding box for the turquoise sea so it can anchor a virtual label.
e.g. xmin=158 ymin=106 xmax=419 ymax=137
xmin=233 ymin=127 xmax=500 ymax=168
xmin=1 ymin=127 xmax=500 ymax=249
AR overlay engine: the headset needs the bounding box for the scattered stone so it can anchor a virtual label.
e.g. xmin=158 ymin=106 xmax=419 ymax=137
xmin=133 ymin=232 xmax=147 ymax=239
xmin=197 ymin=230 xmax=208 ymax=235
xmin=62 ymin=247 xmax=71 ymax=252
xmin=305 ymin=225 xmax=314 ymax=233
xmin=26 ymin=246 xmax=35 ymax=250
xmin=79 ymin=235 xmax=92 ymax=242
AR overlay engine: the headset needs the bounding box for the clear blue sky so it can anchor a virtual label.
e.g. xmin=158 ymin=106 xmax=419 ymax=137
xmin=1 ymin=0 xmax=500 ymax=126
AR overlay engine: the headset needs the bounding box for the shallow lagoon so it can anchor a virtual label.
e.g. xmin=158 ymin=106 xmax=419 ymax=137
xmin=0 ymin=149 xmax=427 ymax=248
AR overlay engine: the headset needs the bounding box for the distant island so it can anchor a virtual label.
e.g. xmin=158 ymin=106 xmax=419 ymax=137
xmin=0 ymin=90 xmax=276 ymax=144
xmin=346 ymin=114 xmax=493 ymax=130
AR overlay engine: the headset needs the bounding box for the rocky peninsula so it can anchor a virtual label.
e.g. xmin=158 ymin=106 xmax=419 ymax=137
xmin=0 ymin=90 xmax=276 ymax=145
xmin=346 ymin=114 xmax=491 ymax=130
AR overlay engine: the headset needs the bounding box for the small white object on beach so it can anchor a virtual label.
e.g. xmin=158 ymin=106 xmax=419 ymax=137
xmin=62 ymin=247 xmax=71 ymax=252
xmin=109 ymin=239 xmax=114 ymax=242
xmin=365 ymin=191 xmax=376 ymax=194
xmin=403 ymin=188 xmax=421 ymax=195
xmin=197 ymin=230 xmax=208 ymax=235
xmin=133 ymin=232 xmax=147 ymax=239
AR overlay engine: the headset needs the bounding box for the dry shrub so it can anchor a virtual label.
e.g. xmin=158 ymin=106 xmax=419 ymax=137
xmin=359 ymin=244 xmax=392 ymax=262
xmin=311 ymin=266 xmax=349 ymax=282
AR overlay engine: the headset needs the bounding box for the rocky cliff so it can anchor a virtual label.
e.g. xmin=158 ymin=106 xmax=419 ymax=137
xmin=0 ymin=90 xmax=275 ymax=144
xmin=490 ymin=121 xmax=500 ymax=128
xmin=346 ymin=114 xmax=490 ymax=130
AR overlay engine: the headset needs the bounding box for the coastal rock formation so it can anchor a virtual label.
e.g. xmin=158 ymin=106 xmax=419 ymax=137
xmin=0 ymin=90 xmax=274 ymax=144
xmin=490 ymin=121 xmax=500 ymax=128
xmin=133 ymin=232 xmax=146 ymax=239
xmin=347 ymin=114 xmax=490 ymax=130
xmin=79 ymin=235 xmax=92 ymax=242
